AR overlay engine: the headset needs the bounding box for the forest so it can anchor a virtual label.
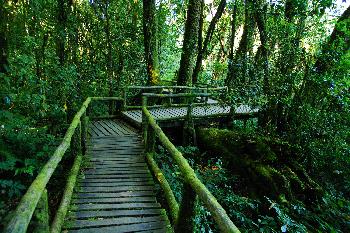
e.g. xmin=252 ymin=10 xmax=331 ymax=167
xmin=0 ymin=0 xmax=350 ymax=232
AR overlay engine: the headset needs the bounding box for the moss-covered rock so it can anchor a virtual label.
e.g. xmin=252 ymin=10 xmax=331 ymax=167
xmin=197 ymin=128 xmax=322 ymax=203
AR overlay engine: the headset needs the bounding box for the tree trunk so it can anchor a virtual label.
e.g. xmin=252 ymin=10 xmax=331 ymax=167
xmin=57 ymin=0 xmax=67 ymax=65
xmin=0 ymin=0 xmax=9 ymax=73
xmin=225 ymin=0 xmax=255 ymax=87
xmin=143 ymin=0 xmax=160 ymax=85
xmin=225 ymin=4 xmax=237 ymax=87
xmin=192 ymin=0 xmax=226 ymax=83
xmin=177 ymin=0 xmax=202 ymax=86
xmin=254 ymin=3 xmax=269 ymax=96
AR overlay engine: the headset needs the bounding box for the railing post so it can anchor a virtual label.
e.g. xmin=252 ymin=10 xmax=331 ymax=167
xmin=175 ymin=183 xmax=197 ymax=233
xmin=72 ymin=121 xmax=82 ymax=157
xmin=183 ymin=102 xmax=196 ymax=146
xmin=81 ymin=112 xmax=87 ymax=155
xmin=32 ymin=189 xmax=49 ymax=233
xmin=123 ymin=87 xmax=127 ymax=110
xmin=142 ymin=95 xmax=148 ymax=148
xmin=146 ymin=127 xmax=156 ymax=153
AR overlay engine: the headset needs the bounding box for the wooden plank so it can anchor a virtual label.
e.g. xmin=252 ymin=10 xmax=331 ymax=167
xmin=78 ymin=186 xmax=154 ymax=193
xmin=83 ymin=174 xmax=152 ymax=179
xmin=69 ymin=209 xmax=162 ymax=219
xmin=86 ymin=164 xmax=147 ymax=169
xmin=71 ymin=196 xmax=157 ymax=204
xmin=79 ymin=178 xmax=152 ymax=183
xmin=93 ymin=121 xmax=110 ymax=136
xmin=65 ymin=216 xmax=164 ymax=229
xmin=91 ymin=122 xmax=106 ymax=137
xmin=67 ymin=220 xmax=168 ymax=233
xmin=105 ymin=120 xmax=130 ymax=135
xmin=75 ymin=202 xmax=161 ymax=211
xmin=79 ymin=181 xmax=154 ymax=187
xmin=89 ymin=158 xmax=145 ymax=162
xmin=116 ymin=120 xmax=138 ymax=134
xmin=75 ymin=191 xmax=155 ymax=199
xmin=84 ymin=169 xmax=149 ymax=176
xmin=96 ymin=121 xmax=117 ymax=136
xmin=103 ymin=121 xmax=125 ymax=135
xmin=89 ymin=125 xmax=100 ymax=137
xmin=82 ymin=169 xmax=150 ymax=174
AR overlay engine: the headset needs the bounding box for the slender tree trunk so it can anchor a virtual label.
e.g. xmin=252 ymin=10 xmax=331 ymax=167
xmin=57 ymin=0 xmax=67 ymax=65
xmin=143 ymin=0 xmax=160 ymax=85
xmin=225 ymin=4 xmax=237 ymax=87
xmin=177 ymin=0 xmax=202 ymax=86
xmin=226 ymin=0 xmax=254 ymax=87
xmin=192 ymin=0 xmax=226 ymax=83
xmin=296 ymin=5 xmax=350 ymax=107
xmin=254 ymin=3 xmax=269 ymax=96
xmin=192 ymin=0 xmax=204 ymax=84
xmin=0 ymin=0 xmax=9 ymax=73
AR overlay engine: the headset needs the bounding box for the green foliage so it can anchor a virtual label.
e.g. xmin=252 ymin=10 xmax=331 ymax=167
xmin=0 ymin=110 xmax=54 ymax=199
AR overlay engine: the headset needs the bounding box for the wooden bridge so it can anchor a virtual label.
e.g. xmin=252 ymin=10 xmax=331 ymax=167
xmin=4 ymin=86 xmax=257 ymax=233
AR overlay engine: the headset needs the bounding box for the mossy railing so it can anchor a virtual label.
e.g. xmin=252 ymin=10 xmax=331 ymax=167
xmin=123 ymin=85 xmax=227 ymax=110
xmin=4 ymin=97 xmax=123 ymax=233
xmin=142 ymin=94 xmax=241 ymax=233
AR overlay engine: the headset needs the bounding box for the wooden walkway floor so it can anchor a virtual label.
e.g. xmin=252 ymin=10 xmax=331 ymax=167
xmin=64 ymin=119 xmax=172 ymax=232
xmin=122 ymin=104 xmax=258 ymax=127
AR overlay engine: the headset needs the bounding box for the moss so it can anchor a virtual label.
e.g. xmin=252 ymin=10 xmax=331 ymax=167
xmin=197 ymin=127 xmax=322 ymax=203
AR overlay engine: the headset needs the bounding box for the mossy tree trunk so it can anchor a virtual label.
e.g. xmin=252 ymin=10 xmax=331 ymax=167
xmin=177 ymin=0 xmax=202 ymax=86
xmin=0 ymin=0 xmax=9 ymax=73
xmin=143 ymin=0 xmax=160 ymax=85
xmin=192 ymin=0 xmax=226 ymax=84
xmin=225 ymin=0 xmax=255 ymax=88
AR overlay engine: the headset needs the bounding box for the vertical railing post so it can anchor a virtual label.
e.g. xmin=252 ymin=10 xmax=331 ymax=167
xmin=81 ymin=112 xmax=87 ymax=156
xmin=183 ymin=101 xmax=196 ymax=146
xmin=142 ymin=95 xmax=148 ymax=148
xmin=175 ymin=183 xmax=197 ymax=233
xmin=72 ymin=121 xmax=82 ymax=157
xmin=123 ymin=87 xmax=128 ymax=110
xmin=32 ymin=189 xmax=49 ymax=233
xmin=146 ymin=127 xmax=156 ymax=153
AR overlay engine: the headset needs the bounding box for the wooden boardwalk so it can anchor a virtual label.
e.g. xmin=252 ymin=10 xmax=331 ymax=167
xmin=122 ymin=104 xmax=258 ymax=127
xmin=64 ymin=120 xmax=172 ymax=232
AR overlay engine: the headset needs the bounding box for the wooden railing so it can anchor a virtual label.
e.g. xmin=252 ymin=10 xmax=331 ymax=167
xmin=142 ymin=94 xmax=241 ymax=233
xmin=4 ymin=97 xmax=123 ymax=233
xmin=123 ymin=85 xmax=228 ymax=110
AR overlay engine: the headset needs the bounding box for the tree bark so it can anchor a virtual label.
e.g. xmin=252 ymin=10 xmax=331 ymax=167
xmin=143 ymin=0 xmax=160 ymax=85
xmin=254 ymin=3 xmax=269 ymax=96
xmin=0 ymin=0 xmax=9 ymax=73
xmin=313 ymin=6 xmax=350 ymax=74
xmin=57 ymin=0 xmax=67 ymax=65
xmin=177 ymin=0 xmax=202 ymax=86
xmin=225 ymin=0 xmax=255 ymax=87
xmin=225 ymin=4 xmax=237 ymax=87
xmin=192 ymin=0 xmax=226 ymax=83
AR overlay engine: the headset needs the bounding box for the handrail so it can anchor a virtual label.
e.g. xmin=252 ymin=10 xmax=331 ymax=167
xmin=4 ymin=96 xmax=123 ymax=233
xmin=123 ymin=85 xmax=228 ymax=110
xmin=142 ymin=93 xmax=211 ymax=98
xmin=142 ymin=106 xmax=240 ymax=233
xmin=127 ymin=85 xmax=227 ymax=91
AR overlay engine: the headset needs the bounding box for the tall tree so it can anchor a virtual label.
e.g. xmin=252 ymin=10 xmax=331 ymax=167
xmin=192 ymin=0 xmax=226 ymax=83
xmin=177 ymin=0 xmax=202 ymax=86
xmin=143 ymin=0 xmax=160 ymax=85
xmin=226 ymin=3 xmax=237 ymax=88
xmin=0 ymin=0 xmax=9 ymax=73
xmin=225 ymin=0 xmax=255 ymax=87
